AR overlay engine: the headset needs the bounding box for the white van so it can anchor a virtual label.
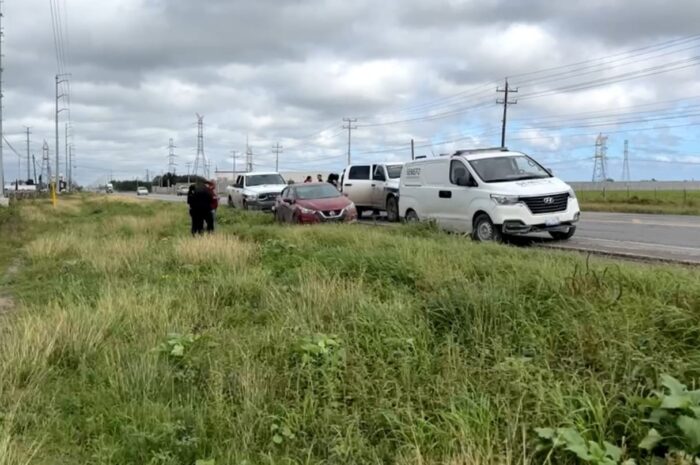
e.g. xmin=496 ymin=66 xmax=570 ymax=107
xmin=340 ymin=162 xmax=404 ymax=221
xmin=399 ymin=148 xmax=580 ymax=241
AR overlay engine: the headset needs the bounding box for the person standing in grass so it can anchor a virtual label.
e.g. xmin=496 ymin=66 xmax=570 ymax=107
xmin=206 ymin=180 xmax=218 ymax=233
xmin=187 ymin=181 xmax=213 ymax=236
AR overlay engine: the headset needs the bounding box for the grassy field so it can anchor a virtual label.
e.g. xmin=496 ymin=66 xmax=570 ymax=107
xmin=1 ymin=196 xmax=699 ymax=464
xmin=578 ymin=189 xmax=700 ymax=215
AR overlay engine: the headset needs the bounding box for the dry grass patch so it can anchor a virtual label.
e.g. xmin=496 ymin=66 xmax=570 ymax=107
xmin=25 ymin=233 xmax=84 ymax=260
xmin=174 ymin=234 xmax=257 ymax=267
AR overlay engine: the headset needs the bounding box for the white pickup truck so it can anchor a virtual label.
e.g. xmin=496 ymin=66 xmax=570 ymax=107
xmin=226 ymin=172 xmax=288 ymax=210
xmin=340 ymin=162 xmax=404 ymax=221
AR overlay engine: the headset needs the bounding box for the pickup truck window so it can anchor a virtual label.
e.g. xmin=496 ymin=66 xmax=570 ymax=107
xmin=386 ymin=165 xmax=403 ymax=179
xmin=247 ymin=174 xmax=285 ymax=186
xmin=234 ymin=176 xmax=243 ymax=188
xmin=349 ymin=165 xmax=370 ymax=180
xmin=372 ymin=165 xmax=386 ymax=181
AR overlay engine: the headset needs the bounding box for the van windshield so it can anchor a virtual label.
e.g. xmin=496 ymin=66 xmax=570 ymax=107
xmin=468 ymin=155 xmax=551 ymax=183
xmin=386 ymin=165 xmax=403 ymax=179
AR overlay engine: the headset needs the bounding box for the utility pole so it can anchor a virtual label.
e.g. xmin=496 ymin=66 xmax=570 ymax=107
xmin=343 ymin=118 xmax=358 ymax=166
xmin=185 ymin=162 xmax=192 ymax=184
xmin=411 ymin=139 xmax=415 ymax=160
xmin=272 ymin=142 xmax=283 ymax=172
xmin=591 ymin=133 xmax=609 ymax=183
xmin=64 ymin=123 xmax=69 ymax=191
xmin=0 ymin=4 xmax=5 ymax=198
xmin=32 ymin=153 xmax=37 ymax=185
xmin=231 ymin=150 xmax=237 ymax=174
xmin=25 ymin=127 xmax=31 ymax=180
xmin=621 ymin=140 xmax=631 ymax=182
xmin=68 ymin=144 xmax=73 ymax=188
xmin=55 ymin=73 xmax=70 ymax=190
xmin=146 ymin=169 xmax=150 ymax=184
xmin=496 ymin=78 xmax=518 ymax=148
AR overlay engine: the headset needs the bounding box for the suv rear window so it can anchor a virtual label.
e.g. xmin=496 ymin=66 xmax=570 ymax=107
xmin=348 ymin=165 xmax=370 ymax=180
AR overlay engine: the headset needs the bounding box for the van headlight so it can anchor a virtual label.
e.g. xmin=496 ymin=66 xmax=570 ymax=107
xmin=568 ymin=189 xmax=577 ymax=199
xmin=490 ymin=194 xmax=521 ymax=205
xmin=244 ymin=193 xmax=258 ymax=200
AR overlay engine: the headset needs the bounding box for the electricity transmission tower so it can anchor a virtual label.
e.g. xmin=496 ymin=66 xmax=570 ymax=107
xmin=231 ymin=150 xmax=238 ymax=174
xmin=245 ymin=136 xmax=253 ymax=172
xmin=343 ymin=118 xmax=358 ymax=165
xmin=193 ymin=114 xmax=209 ymax=179
xmin=41 ymin=141 xmax=51 ymax=188
xmin=496 ymin=78 xmax=518 ymax=148
xmin=621 ymin=140 xmax=631 ymax=182
xmin=591 ymin=133 xmax=609 ymax=183
xmin=0 ymin=3 xmax=5 ymax=197
xmin=272 ymin=142 xmax=283 ymax=172
xmin=167 ymin=138 xmax=177 ymax=174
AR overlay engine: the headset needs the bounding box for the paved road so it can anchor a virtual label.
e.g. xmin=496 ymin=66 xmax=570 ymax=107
xmin=119 ymin=193 xmax=700 ymax=264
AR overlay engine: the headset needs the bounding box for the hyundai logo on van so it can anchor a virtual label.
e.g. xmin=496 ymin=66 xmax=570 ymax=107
xmin=543 ymin=197 xmax=554 ymax=205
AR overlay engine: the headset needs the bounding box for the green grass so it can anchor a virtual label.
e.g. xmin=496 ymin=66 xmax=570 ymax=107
xmin=1 ymin=196 xmax=699 ymax=464
xmin=578 ymin=189 xmax=700 ymax=215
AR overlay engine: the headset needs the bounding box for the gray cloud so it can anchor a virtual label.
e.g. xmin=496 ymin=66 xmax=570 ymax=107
xmin=3 ymin=0 xmax=700 ymax=184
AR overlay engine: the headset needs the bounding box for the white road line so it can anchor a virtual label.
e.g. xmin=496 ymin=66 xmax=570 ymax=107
xmin=576 ymin=236 xmax=700 ymax=253
xmin=581 ymin=219 xmax=700 ymax=229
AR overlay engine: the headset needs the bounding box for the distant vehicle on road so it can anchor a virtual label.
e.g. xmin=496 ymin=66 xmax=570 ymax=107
xmin=274 ymin=183 xmax=357 ymax=224
xmin=106 ymin=183 xmax=114 ymax=193
xmin=399 ymin=147 xmax=580 ymax=241
xmin=340 ymin=162 xmax=403 ymax=221
xmin=136 ymin=186 xmax=149 ymax=196
xmin=226 ymin=172 xmax=287 ymax=210
xmin=176 ymin=185 xmax=189 ymax=196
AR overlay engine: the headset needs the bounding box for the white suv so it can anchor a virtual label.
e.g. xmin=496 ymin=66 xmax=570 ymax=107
xmin=226 ymin=172 xmax=287 ymax=210
xmin=340 ymin=162 xmax=404 ymax=221
xmin=399 ymin=148 xmax=580 ymax=241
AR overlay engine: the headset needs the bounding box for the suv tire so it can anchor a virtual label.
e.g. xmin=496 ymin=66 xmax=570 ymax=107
xmin=405 ymin=209 xmax=419 ymax=223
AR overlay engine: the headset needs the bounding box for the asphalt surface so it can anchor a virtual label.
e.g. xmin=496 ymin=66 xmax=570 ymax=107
xmin=119 ymin=192 xmax=700 ymax=265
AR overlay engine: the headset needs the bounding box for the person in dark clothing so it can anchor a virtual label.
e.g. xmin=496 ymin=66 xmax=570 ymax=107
xmin=187 ymin=182 xmax=214 ymax=236
xmin=304 ymin=176 xmax=313 ymax=183
xmin=205 ymin=180 xmax=218 ymax=233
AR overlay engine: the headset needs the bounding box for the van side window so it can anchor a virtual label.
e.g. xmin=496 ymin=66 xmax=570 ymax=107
xmin=450 ymin=160 xmax=473 ymax=186
xmin=372 ymin=165 xmax=386 ymax=181
xmin=348 ymin=165 xmax=370 ymax=180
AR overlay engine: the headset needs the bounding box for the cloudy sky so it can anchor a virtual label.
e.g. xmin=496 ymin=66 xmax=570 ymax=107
xmin=4 ymin=0 xmax=700 ymax=184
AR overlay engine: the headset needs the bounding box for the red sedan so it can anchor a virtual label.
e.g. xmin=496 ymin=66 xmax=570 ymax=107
xmin=274 ymin=183 xmax=358 ymax=224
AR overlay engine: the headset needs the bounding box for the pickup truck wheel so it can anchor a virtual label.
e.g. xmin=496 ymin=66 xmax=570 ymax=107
xmin=386 ymin=197 xmax=399 ymax=223
xmin=405 ymin=209 xmax=419 ymax=223
xmin=356 ymin=207 xmax=364 ymax=218
xmin=472 ymin=214 xmax=502 ymax=242
xmin=549 ymin=226 xmax=576 ymax=241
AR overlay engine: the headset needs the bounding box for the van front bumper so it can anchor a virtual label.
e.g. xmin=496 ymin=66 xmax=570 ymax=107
xmin=492 ymin=199 xmax=581 ymax=235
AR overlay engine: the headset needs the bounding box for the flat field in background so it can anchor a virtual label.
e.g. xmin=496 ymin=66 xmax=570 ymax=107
xmin=578 ymin=189 xmax=700 ymax=215
xmin=0 ymin=196 xmax=699 ymax=464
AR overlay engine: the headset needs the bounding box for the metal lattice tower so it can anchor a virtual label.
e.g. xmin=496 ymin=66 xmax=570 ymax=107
xmin=193 ymin=114 xmax=209 ymax=179
xmin=167 ymin=138 xmax=177 ymax=174
xmin=245 ymin=135 xmax=253 ymax=172
xmin=621 ymin=139 xmax=631 ymax=182
xmin=41 ymin=141 xmax=51 ymax=187
xmin=591 ymin=133 xmax=609 ymax=183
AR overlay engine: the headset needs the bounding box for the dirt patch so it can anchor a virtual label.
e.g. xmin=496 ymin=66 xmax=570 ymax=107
xmin=0 ymin=295 xmax=15 ymax=314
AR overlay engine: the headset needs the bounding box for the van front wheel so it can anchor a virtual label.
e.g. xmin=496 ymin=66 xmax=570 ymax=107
xmin=472 ymin=214 xmax=502 ymax=242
